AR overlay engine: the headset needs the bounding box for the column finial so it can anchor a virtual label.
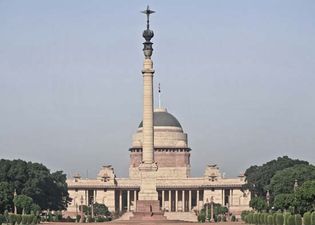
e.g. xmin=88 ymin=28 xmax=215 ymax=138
xmin=141 ymin=5 xmax=155 ymax=59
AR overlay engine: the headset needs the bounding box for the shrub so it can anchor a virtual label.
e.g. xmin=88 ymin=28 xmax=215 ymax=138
xmin=264 ymin=213 xmax=269 ymax=225
xmin=311 ymin=212 xmax=315 ymax=225
xmin=304 ymin=212 xmax=312 ymax=225
xmin=232 ymin=215 xmax=236 ymax=222
xmin=222 ymin=215 xmax=227 ymax=222
xmin=217 ymin=215 xmax=222 ymax=222
xmin=76 ymin=214 xmax=81 ymax=222
xmin=276 ymin=213 xmax=284 ymax=225
xmin=32 ymin=215 xmax=38 ymax=224
xmin=260 ymin=213 xmax=266 ymax=224
xmin=273 ymin=214 xmax=278 ymax=225
xmin=4 ymin=210 xmax=9 ymax=223
xmin=242 ymin=211 xmax=251 ymax=222
xmin=248 ymin=213 xmax=254 ymax=224
xmin=0 ymin=214 xmax=6 ymax=224
xmin=9 ymin=214 xmax=17 ymax=225
xmin=27 ymin=215 xmax=33 ymax=224
xmin=81 ymin=215 xmax=86 ymax=223
xmin=295 ymin=214 xmax=302 ymax=225
xmin=284 ymin=212 xmax=291 ymax=225
xmin=287 ymin=215 xmax=295 ymax=225
xmin=21 ymin=215 xmax=28 ymax=224
xmin=16 ymin=214 xmax=22 ymax=225
xmin=254 ymin=213 xmax=260 ymax=225
xmin=198 ymin=212 xmax=206 ymax=223
xmin=268 ymin=215 xmax=274 ymax=225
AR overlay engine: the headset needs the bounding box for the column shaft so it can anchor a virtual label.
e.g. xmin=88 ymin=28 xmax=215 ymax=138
xmin=182 ymin=190 xmax=185 ymax=212
xmin=142 ymin=60 xmax=154 ymax=164
xmin=169 ymin=190 xmax=171 ymax=212
xmin=162 ymin=190 xmax=165 ymax=210
xmin=189 ymin=190 xmax=192 ymax=211
xmin=133 ymin=191 xmax=137 ymax=211
xmin=119 ymin=190 xmax=123 ymax=212
xmin=197 ymin=190 xmax=200 ymax=210
xmin=175 ymin=190 xmax=178 ymax=212
xmin=127 ymin=190 xmax=130 ymax=211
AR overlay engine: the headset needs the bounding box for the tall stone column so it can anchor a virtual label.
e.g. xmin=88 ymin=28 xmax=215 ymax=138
xmin=189 ymin=190 xmax=192 ymax=211
xmin=136 ymin=6 xmax=159 ymax=213
xmin=169 ymin=190 xmax=172 ymax=212
xmin=182 ymin=190 xmax=185 ymax=212
xmin=162 ymin=190 xmax=165 ymax=210
xmin=119 ymin=190 xmax=123 ymax=212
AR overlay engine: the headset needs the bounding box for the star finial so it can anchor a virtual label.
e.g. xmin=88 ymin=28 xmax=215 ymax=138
xmin=141 ymin=5 xmax=155 ymax=29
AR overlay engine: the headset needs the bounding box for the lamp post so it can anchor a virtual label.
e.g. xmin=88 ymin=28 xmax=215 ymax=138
xmin=90 ymin=197 xmax=94 ymax=219
xmin=13 ymin=189 xmax=17 ymax=214
xmin=80 ymin=196 xmax=84 ymax=223
xmin=210 ymin=196 xmax=214 ymax=222
xmin=266 ymin=190 xmax=270 ymax=207
xmin=205 ymin=198 xmax=209 ymax=222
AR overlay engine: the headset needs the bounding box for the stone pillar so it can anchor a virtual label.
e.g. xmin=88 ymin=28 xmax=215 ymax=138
xmin=231 ymin=189 xmax=233 ymax=206
xmin=85 ymin=190 xmax=88 ymax=205
xmin=94 ymin=190 xmax=97 ymax=203
xmin=169 ymin=190 xmax=172 ymax=212
xmin=134 ymin=191 xmax=137 ymax=211
xmin=119 ymin=190 xmax=122 ymax=212
xmin=175 ymin=190 xmax=178 ymax=212
xmin=189 ymin=190 xmax=192 ymax=211
xmin=127 ymin=190 xmax=130 ymax=211
xmin=162 ymin=190 xmax=165 ymax=210
xmin=222 ymin=189 xmax=225 ymax=205
xmin=197 ymin=190 xmax=200 ymax=210
xmin=182 ymin=190 xmax=185 ymax=212
xmin=142 ymin=59 xmax=154 ymax=164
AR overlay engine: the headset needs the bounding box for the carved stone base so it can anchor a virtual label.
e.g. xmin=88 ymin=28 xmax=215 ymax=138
xmin=136 ymin=200 xmax=160 ymax=213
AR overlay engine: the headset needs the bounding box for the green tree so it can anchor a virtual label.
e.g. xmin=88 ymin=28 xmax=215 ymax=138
xmin=268 ymin=164 xmax=315 ymax=197
xmin=293 ymin=180 xmax=315 ymax=214
xmin=243 ymin=156 xmax=308 ymax=197
xmin=250 ymin=197 xmax=267 ymax=212
xmin=93 ymin=203 xmax=110 ymax=217
xmin=0 ymin=159 xmax=70 ymax=211
xmin=0 ymin=182 xmax=14 ymax=213
xmin=273 ymin=193 xmax=295 ymax=210
xmin=13 ymin=195 xmax=33 ymax=214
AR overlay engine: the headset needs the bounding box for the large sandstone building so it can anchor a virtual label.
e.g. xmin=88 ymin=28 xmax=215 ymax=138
xmin=66 ymin=7 xmax=251 ymax=220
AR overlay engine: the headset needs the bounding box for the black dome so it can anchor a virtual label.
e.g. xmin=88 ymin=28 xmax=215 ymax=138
xmin=138 ymin=110 xmax=182 ymax=128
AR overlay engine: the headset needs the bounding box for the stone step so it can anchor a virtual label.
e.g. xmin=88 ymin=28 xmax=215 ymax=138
xmin=116 ymin=211 xmax=134 ymax=221
xmin=164 ymin=212 xmax=198 ymax=222
xmin=130 ymin=212 xmax=167 ymax=221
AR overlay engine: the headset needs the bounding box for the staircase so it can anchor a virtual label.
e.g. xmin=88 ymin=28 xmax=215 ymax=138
xmin=164 ymin=212 xmax=198 ymax=222
xmin=116 ymin=211 xmax=134 ymax=220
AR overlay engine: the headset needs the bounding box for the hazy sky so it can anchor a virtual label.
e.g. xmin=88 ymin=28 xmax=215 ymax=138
xmin=1 ymin=1 xmax=314 ymax=179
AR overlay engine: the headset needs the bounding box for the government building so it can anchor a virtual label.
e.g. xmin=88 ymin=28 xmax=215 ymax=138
xmin=66 ymin=7 xmax=251 ymax=221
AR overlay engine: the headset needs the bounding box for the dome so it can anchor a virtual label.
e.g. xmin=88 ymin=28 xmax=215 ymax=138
xmin=138 ymin=108 xmax=182 ymax=128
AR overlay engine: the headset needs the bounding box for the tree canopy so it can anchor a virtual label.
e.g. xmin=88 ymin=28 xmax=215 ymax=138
xmin=0 ymin=159 xmax=70 ymax=213
xmin=268 ymin=164 xmax=315 ymax=197
xmin=243 ymin=156 xmax=308 ymax=197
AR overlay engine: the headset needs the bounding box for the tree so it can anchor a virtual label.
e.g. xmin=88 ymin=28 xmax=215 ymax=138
xmin=273 ymin=193 xmax=295 ymax=211
xmin=0 ymin=182 xmax=14 ymax=213
xmin=93 ymin=203 xmax=110 ymax=217
xmin=293 ymin=180 xmax=315 ymax=214
xmin=243 ymin=156 xmax=308 ymax=197
xmin=268 ymin=164 xmax=315 ymax=197
xmin=13 ymin=195 xmax=33 ymax=214
xmin=0 ymin=159 xmax=70 ymax=211
xmin=249 ymin=196 xmax=267 ymax=211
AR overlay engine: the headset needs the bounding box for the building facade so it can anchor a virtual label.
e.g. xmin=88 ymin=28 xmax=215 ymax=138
xmin=66 ymin=107 xmax=251 ymax=216
xmin=66 ymin=7 xmax=251 ymax=219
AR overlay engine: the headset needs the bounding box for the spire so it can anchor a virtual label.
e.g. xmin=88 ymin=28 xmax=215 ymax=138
xmin=158 ymin=83 xmax=161 ymax=108
xmin=141 ymin=5 xmax=155 ymax=59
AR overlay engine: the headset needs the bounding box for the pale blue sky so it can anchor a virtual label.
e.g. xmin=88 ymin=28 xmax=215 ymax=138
xmin=0 ymin=1 xmax=314 ymax=178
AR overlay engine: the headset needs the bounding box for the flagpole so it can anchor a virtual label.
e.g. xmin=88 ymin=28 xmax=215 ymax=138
xmin=158 ymin=83 xmax=161 ymax=108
